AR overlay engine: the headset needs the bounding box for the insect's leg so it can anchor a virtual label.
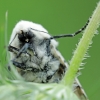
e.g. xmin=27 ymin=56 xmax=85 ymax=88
xmin=8 ymin=45 xmax=30 ymax=70
xmin=12 ymin=60 xmax=26 ymax=70
xmin=46 ymin=39 xmax=51 ymax=56
xmin=8 ymin=45 xmax=19 ymax=54
xmin=8 ymin=45 xmax=19 ymax=70
xmin=50 ymin=17 xmax=91 ymax=39
xmin=8 ymin=44 xmax=31 ymax=58
xmin=16 ymin=43 xmax=30 ymax=58
xmin=8 ymin=44 xmax=32 ymax=70
xmin=12 ymin=59 xmax=35 ymax=71
xmin=28 ymin=43 xmax=36 ymax=55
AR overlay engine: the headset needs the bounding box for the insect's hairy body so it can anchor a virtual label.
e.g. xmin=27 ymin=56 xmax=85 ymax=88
xmin=9 ymin=20 xmax=88 ymax=100
xmin=9 ymin=21 xmax=67 ymax=83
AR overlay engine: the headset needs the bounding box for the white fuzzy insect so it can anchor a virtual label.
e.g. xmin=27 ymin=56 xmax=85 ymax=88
xmin=8 ymin=20 xmax=89 ymax=100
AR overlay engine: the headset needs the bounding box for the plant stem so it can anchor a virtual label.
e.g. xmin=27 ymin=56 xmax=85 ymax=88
xmin=63 ymin=2 xmax=100 ymax=86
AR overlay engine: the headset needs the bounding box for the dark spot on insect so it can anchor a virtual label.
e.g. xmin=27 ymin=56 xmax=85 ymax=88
xmin=42 ymin=81 xmax=47 ymax=83
xmin=32 ymin=68 xmax=39 ymax=72
xmin=47 ymin=75 xmax=52 ymax=80
xmin=58 ymin=63 xmax=66 ymax=75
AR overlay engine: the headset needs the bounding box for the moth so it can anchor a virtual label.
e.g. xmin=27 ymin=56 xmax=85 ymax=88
xmin=8 ymin=19 xmax=89 ymax=100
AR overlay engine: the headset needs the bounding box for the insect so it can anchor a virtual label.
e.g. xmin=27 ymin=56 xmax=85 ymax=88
xmin=8 ymin=19 xmax=90 ymax=100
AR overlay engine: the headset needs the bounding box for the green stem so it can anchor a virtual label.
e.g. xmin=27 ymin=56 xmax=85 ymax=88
xmin=63 ymin=2 xmax=100 ymax=86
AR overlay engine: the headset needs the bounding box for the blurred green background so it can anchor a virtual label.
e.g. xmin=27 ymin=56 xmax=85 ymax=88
xmin=0 ymin=0 xmax=100 ymax=100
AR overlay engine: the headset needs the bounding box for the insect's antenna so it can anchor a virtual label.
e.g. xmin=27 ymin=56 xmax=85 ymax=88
xmin=29 ymin=17 xmax=90 ymax=40
xmin=50 ymin=17 xmax=90 ymax=39
xmin=30 ymin=28 xmax=48 ymax=33
xmin=9 ymin=33 xmax=18 ymax=45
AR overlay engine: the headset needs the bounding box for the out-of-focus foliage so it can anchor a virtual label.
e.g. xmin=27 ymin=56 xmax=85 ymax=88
xmin=0 ymin=0 xmax=100 ymax=100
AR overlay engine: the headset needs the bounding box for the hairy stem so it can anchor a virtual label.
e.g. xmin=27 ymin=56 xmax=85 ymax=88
xmin=63 ymin=2 xmax=100 ymax=86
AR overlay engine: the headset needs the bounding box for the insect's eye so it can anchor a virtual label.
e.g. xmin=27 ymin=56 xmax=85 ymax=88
xmin=25 ymin=30 xmax=34 ymax=39
xmin=18 ymin=32 xmax=26 ymax=42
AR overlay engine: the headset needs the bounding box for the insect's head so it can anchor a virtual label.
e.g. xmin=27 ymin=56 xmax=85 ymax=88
xmin=18 ymin=30 xmax=34 ymax=43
